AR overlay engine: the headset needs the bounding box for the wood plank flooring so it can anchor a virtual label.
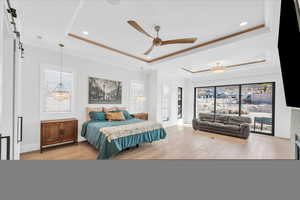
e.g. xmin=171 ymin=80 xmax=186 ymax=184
xmin=21 ymin=125 xmax=293 ymax=160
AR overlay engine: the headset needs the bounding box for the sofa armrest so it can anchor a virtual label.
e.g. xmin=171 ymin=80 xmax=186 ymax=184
xmin=240 ymin=123 xmax=250 ymax=138
xmin=192 ymin=118 xmax=199 ymax=130
xmin=240 ymin=123 xmax=250 ymax=128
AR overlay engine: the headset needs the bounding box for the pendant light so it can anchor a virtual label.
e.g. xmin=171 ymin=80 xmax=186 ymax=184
xmin=136 ymin=66 xmax=146 ymax=102
xmin=210 ymin=62 xmax=226 ymax=73
xmin=51 ymin=44 xmax=70 ymax=101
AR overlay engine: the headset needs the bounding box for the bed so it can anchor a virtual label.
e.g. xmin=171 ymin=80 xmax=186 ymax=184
xmin=81 ymin=118 xmax=167 ymax=159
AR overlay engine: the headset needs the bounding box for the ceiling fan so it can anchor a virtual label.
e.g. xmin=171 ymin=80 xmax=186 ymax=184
xmin=127 ymin=20 xmax=198 ymax=55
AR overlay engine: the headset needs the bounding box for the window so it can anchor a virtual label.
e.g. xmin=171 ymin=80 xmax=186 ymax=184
xmin=194 ymin=82 xmax=275 ymax=135
xmin=178 ymin=87 xmax=183 ymax=119
xmin=241 ymin=83 xmax=274 ymax=135
xmin=42 ymin=69 xmax=73 ymax=113
xmin=195 ymin=87 xmax=215 ymax=117
xmin=130 ymin=81 xmax=145 ymax=113
xmin=162 ymin=84 xmax=171 ymax=121
xmin=216 ymin=85 xmax=240 ymax=116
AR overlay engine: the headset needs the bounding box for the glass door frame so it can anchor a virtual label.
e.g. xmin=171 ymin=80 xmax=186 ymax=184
xmin=194 ymin=82 xmax=275 ymax=136
xmin=178 ymin=87 xmax=183 ymax=119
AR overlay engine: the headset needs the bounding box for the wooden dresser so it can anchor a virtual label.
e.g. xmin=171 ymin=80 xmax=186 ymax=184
xmin=132 ymin=113 xmax=148 ymax=120
xmin=40 ymin=118 xmax=78 ymax=152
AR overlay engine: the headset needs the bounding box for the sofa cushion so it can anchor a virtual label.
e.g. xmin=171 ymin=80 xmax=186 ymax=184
xmin=224 ymin=124 xmax=241 ymax=131
xmin=228 ymin=116 xmax=251 ymax=126
xmin=198 ymin=121 xmax=211 ymax=128
xmin=215 ymin=115 xmax=229 ymax=124
xmin=209 ymin=122 xmax=226 ymax=129
xmin=199 ymin=113 xmax=215 ymax=122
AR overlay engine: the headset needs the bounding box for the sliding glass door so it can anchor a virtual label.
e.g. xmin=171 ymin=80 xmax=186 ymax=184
xmin=241 ymin=83 xmax=274 ymax=135
xmin=194 ymin=82 xmax=275 ymax=136
xmin=195 ymin=87 xmax=215 ymax=117
xmin=216 ymin=85 xmax=240 ymax=116
xmin=178 ymin=87 xmax=183 ymax=119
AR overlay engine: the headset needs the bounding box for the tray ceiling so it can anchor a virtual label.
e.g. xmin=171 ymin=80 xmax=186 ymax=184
xmin=16 ymin=0 xmax=266 ymax=68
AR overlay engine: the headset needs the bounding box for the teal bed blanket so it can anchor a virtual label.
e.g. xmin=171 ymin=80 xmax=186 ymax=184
xmin=81 ymin=119 xmax=167 ymax=159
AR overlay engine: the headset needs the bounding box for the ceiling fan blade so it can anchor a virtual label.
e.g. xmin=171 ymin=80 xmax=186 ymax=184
xmin=144 ymin=44 xmax=155 ymax=55
xmin=161 ymin=38 xmax=197 ymax=45
xmin=128 ymin=20 xmax=154 ymax=39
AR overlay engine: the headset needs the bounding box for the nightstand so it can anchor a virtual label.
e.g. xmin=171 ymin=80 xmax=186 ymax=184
xmin=40 ymin=118 xmax=78 ymax=152
xmin=132 ymin=113 xmax=148 ymax=120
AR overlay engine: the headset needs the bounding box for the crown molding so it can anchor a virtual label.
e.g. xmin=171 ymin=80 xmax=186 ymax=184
xmin=182 ymin=59 xmax=267 ymax=74
xmin=68 ymin=24 xmax=266 ymax=64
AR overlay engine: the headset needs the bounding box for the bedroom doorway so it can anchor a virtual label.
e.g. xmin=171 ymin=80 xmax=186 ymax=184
xmin=0 ymin=3 xmax=23 ymax=160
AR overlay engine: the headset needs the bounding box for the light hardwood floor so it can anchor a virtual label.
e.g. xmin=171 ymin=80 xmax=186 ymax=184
xmin=21 ymin=125 xmax=293 ymax=160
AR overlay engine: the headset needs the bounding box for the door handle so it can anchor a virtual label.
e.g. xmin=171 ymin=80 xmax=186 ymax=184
xmin=17 ymin=116 xmax=23 ymax=143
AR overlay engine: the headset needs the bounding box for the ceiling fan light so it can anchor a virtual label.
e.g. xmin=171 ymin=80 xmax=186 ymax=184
xmin=210 ymin=63 xmax=226 ymax=73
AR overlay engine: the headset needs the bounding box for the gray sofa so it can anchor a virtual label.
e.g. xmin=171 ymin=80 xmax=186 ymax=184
xmin=192 ymin=113 xmax=252 ymax=139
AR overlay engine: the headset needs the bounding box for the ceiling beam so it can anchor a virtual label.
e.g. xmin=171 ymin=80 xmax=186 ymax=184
xmin=149 ymin=24 xmax=266 ymax=63
xmin=68 ymin=33 xmax=149 ymax=63
xmin=68 ymin=24 xmax=266 ymax=64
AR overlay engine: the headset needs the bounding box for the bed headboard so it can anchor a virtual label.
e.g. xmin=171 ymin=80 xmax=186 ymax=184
xmin=86 ymin=107 xmax=103 ymax=121
xmin=85 ymin=107 xmax=128 ymax=121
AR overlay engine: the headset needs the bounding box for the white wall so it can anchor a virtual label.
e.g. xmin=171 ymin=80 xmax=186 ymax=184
xmin=183 ymin=61 xmax=291 ymax=139
xmin=147 ymin=70 xmax=185 ymax=127
xmin=20 ymin=45 xmax=148 ymax=153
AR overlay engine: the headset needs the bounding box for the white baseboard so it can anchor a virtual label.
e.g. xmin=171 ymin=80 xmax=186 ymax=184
xmin=21 ymin=137 xmax=87 ymax=153
xmin=21 ymin=143 xmax=40 ymax=153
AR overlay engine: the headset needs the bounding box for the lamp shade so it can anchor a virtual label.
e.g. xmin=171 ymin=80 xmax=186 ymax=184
xmin=136 ymin=96 xmax=146 ymax=102
xmin=52 ymin=83 xmax=70 ymax=101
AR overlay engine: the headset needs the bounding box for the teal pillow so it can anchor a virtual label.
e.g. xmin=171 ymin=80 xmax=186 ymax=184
xmin=89 ymin=111 xmax=106 ymax=121
xmin=121 ymin=110 xmax=133 ymax=120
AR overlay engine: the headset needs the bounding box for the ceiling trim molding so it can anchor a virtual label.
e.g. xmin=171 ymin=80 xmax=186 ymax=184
xmin=149 ymin=24 xmax=266 ymax=63
xmin=182 ymin=59 xmax=267 ymax=74
xmin=68 ymin=33 xmax=149 ymax=62
xmin=68 ymin=24 xmax=266 ymax=64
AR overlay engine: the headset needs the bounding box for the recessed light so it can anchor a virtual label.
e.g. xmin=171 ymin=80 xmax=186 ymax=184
xmin=82 ymin=31 xmax=89 ymax=35
xmin=240 ymin=21 xmax=248 ymax=27
xmin=37 ymin=35 xmax=43 ymax=39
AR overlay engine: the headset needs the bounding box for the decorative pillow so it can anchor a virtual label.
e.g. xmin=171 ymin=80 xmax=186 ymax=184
xmin=105 ymin=111 xmax=126 ymax=121
xmin=86 ymin=107 xmax=104 ymax=121
xmin=89 ymin=111 xmax=106 ymax=121
xmin=120 ymin=110 xmax=133 ymax=120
